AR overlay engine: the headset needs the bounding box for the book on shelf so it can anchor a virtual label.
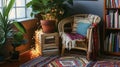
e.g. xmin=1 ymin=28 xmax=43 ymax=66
xmin=104 ymin=35 xmax=109 ymax=52
xmin=114 ymin=10 xmax=119 ymax=28
xmin=118 ymin=14 xmax=120 ymax=28
xmin=106 ymin=10 xmax=120 ymax=28
xmin=118 ymin=33 xmax=120 ymax=52
xmin=115 ymin=33 xmax=119 ymax=52
xmin=105 ymin=32 xmax=120 ymax=52
xmin=106 ymin=0 xmax=120 ymax=8
xmin=108 ymin=33 xmax=112 ymax=52
xmin=111 ymin=33 xmax=114 ymax=52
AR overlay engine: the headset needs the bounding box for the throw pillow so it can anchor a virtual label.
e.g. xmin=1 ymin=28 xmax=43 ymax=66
xmin=76 ymin=22 xmax=91 ymax=36
xmin=72 ymin=16 xmax=90 ymax=33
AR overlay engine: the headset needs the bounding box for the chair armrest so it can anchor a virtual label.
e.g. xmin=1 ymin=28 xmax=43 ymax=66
xmin=58 ymin=16 xmax=74 ymax=36
xmin=86 ymin=26 xmax=93 ymax=39
xmin=86 ymin=22 xmax=99 ymax=39
xmin=86 ymin=22 xmax=100 ymax=53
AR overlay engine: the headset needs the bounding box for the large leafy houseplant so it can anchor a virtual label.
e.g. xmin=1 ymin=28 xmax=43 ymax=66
xmin=26 ymin=0 xmax=73 ymax=33
xmin=0 ymin=0 xmax=26 ymax=61
xmin=26 ymin=0 xmax=73 ymax=21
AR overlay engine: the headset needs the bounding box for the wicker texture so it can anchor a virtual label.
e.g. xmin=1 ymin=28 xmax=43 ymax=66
xmin=58 ymin=14 xmax=101 ymax=60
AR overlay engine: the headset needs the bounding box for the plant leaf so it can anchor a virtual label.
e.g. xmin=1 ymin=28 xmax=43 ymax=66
xmin=26 ymin=1 xmax=32 ymax=8
xmin=5 ymin=0 xmax=15 ymax=16
xmin=0 ymin=12 xmax=3 ymax=24
xmin=14 ymin=32 xmax=24 ymax=41
xmin=13 ymin=21 xmax=26 ymax=34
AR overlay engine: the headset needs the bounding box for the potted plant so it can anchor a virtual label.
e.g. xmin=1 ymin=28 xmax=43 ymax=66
xmin=0 ymin=0 xmax=27 ymax=62
xmin=10 ymin=23 xmax=27 ymax=60
xmin=26 ymin=0 xmax=73 ymax=33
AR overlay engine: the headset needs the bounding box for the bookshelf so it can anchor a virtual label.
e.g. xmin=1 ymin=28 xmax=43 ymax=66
xmin=104 ymin=0 xmax=120 ymax=55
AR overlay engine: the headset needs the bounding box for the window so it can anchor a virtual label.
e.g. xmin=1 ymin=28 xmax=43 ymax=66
xmin=0 ymin=0 xmax=32 ymax=20
xmin=0 ymin=0 xmax=2 ymax=12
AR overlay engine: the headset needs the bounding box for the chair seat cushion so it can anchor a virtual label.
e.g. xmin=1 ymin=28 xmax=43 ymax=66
xmin=66 ymin=33 xmax=85 ymax=40
xmin=76 ymin=22 xmax=91 ymax=36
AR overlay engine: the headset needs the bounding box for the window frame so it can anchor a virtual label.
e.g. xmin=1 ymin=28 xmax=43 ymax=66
xmin=0 ymin=0 xmax=32 ymax=20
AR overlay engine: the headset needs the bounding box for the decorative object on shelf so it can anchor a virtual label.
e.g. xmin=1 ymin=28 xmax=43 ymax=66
xmin=26 ymin=0 xmax=73 ymax=33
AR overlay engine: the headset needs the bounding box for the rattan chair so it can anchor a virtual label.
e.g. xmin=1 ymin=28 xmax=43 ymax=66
xmin=58 ymin=14 xmax=101 ymax=60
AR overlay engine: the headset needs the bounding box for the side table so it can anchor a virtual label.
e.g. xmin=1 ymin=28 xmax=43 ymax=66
xmin=35 ymin=29 xmax=59 ymax=56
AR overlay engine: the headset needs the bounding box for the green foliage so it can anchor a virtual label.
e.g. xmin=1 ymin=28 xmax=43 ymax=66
xmin=0 ymin=0 xmax=15 ymax=47
xmin=13 ymin=21 xmax=26 ymax=34
xmin=0 ymin=0 xmax=26 ymax=48
xmin=13 ymin=32 xmax=24 ymax=42
xmin=26 ymin=0 xmax=51 ymax=17
xmin=26 ymin=0 xmax=73 ymax=21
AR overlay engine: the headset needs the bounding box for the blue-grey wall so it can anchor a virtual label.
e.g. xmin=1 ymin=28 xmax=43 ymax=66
xmin=71 ymin=0 xmax=103 ymax=18
xmin=70 ymin=0 xmax=104 ymax=51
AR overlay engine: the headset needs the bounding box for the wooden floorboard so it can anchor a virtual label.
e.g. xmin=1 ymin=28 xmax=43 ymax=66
xmin=0 ymin=50 xmax=35 ymax=67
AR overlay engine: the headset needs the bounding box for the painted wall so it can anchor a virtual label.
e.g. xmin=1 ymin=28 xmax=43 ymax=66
xmin=70 ymin=0 xmax=104 ymax=51
xmin=70 ymin=0 xmax=103 ymax=18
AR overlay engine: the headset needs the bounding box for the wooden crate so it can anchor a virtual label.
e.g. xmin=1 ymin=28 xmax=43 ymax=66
xmin=41 ymin=32 xmax=59 ymax=56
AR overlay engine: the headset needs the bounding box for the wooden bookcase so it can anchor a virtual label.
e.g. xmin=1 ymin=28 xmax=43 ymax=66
xmin=104 ymin=0 xmax=120 ymax=55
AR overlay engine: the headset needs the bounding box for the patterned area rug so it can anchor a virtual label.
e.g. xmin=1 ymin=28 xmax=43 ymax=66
xmin=20 ymin=55 xmax=59 ymax=67
xmin=86 ymin=61 xmax=120 ymax=67
xmin=86 ymin=55 xmax=120 ymax=67
xmin=47 ymin=55 xmax=89 ymax=67
xmin=20 ymin=54 xmax=120 ymax=67
xmin=20 ymin=54 xmax=89 ymax=67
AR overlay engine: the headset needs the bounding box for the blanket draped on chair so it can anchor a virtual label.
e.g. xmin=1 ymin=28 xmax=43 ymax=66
xmin=61 ymin=33 xmax=86 ymax=50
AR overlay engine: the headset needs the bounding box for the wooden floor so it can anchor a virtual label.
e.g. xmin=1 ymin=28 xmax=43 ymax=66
xmin=0 ymin=49 xmax=87 ymax=67
xmin=0 ymin=50 xmax=34 ymax=67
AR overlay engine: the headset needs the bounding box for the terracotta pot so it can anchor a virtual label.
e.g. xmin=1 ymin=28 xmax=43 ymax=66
xmin=40 ymin=20 xmax=56 ymax=33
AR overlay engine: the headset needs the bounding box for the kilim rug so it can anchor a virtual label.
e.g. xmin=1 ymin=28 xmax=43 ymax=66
xmin=86 ymin=61 xmax=120 ymax=67
xmin=20 ymin=55 xmax=59 ymax=67
xmin=20 ymin=54 xmax=89 ymax=67
xmin=47 ymin=55 xmax=89 ymax=67
xmin=86 ymin=55 xmax=120 ymax=67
